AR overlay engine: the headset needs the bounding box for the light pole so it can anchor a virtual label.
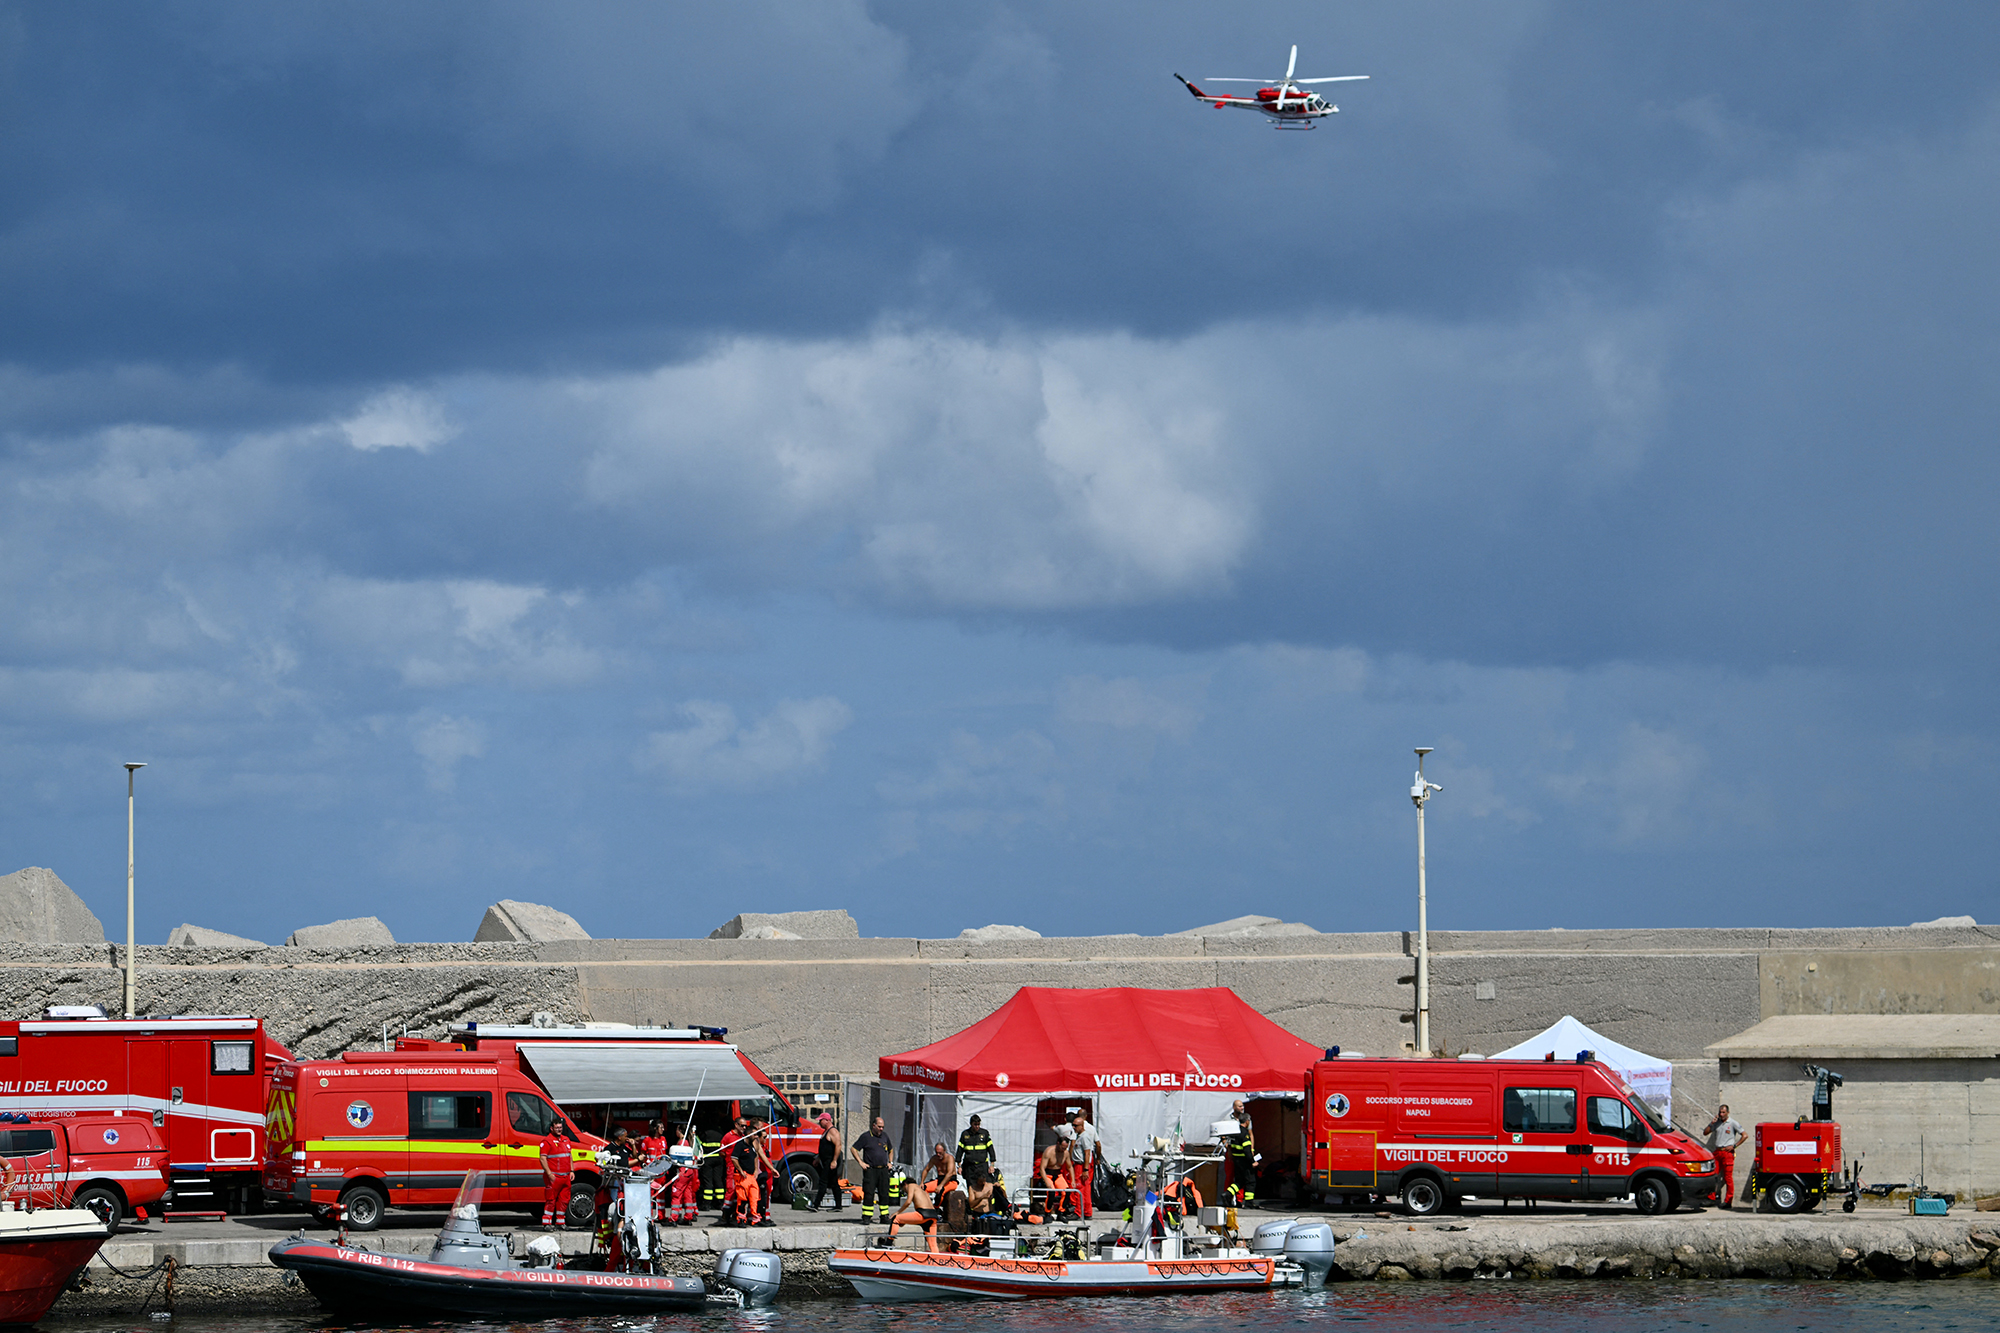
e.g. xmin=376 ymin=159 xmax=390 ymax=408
xmin=1410 ymin=748 xmax=1442 ymax=1057
xmin=123 ymin=762 xmax=146 ymax=1019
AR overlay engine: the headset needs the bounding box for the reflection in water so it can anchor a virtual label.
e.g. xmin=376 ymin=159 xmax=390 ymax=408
xmin=40 ymin=1282 xmax=2000 ymax=1333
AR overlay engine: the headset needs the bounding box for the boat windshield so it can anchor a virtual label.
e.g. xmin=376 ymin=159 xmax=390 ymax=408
xmin=447 ymin=1171 xmax=489 ymax=1224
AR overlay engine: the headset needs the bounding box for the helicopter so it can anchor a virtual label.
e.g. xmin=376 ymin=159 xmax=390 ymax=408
xmin=1174 ymin=45 xmax=1367 ymax=129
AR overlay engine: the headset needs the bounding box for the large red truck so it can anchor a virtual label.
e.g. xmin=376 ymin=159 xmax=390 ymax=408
xmin=0 ymin=1010 xmax=294 ymax=1214
xmin=0 ymin=1112 xmax=172 ymax=1225
xmin=263 ymin=1050 xmax=604 ymax=1230
xmin=1303 ymin=1054 xmax=1721 ymax=1214
xmin=417 ymin=1023 xmax=830 ymax=1201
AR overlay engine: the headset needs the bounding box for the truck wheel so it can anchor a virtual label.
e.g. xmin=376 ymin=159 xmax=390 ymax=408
xmin=566 ymin=1178 xmax=598 ymax=1228
xmin=341 ymin=1183 xmax=388 ymax=1232
xmin=73 ymin=1186 xmax=123 ymax=1230
xmin=1402 ymin=1176 xmax=1446 ymax=1217
xmin=1768 ymin=1178 xmax=1805 ymax=1214
xmin=1633 ymin=1177 xmax=1671 ymax=1215
xmin=786 ymin=1159 xmax=822 ymax=1206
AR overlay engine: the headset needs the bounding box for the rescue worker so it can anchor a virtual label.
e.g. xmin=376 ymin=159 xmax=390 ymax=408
xmin=956 ymin=1114 xmax=995 ymax=1187
xmin=538 ymin=1125 xmax=574 ymax=1227
xmin=887 ymin=1176 xmax=940 ymax=1252
xmin=1060 ymin=1111 xmax=1100 ymax=1220
xmin=1223 ymin=1098 xmax=1258 ymax=1207
xmin=851 ymin=1115 xmax=894 ymax=1225
xmin=657 ymin=1129 xmax=699 ymax=1226
xmin=640 ymin=1119 xmax=668 ymax=1164
xmin=745 ymin=1116 xmax=781 ymax=1226
xmin=1703 ymin=1103 xmax=1746 ymax=1209
xmin=697 ymin=1111 xmax=727 ymax=1214
xmin=719 ymin=1116 xmax=747 ymax=1225
xmin=1035 ymin=1141 xmax=1073 ymax=1220
xmin=809 ymin=1112 xmax=845 ymax=1212
xmin=729 ymin=1116 xmax=775 ymax=1227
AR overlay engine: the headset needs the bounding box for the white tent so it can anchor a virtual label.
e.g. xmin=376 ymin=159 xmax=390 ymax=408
xmin=1489 ymin=1015 xmax=1673 ymax=1118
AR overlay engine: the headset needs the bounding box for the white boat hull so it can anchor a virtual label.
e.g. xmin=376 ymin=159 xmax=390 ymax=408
xmin=829 ymin=1247 xmax=1277 ymax=1301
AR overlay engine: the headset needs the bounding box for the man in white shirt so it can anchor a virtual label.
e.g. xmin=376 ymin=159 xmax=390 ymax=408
xmin=1058 ymin=1112 xmax=1102 ymax=1219
xmin=1702 ymin=1104 xmax=1746 ymax=1209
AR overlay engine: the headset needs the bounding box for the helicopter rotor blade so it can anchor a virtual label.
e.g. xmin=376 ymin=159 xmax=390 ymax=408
xmin=1295 ymin=75 xmax=1369 ymax=83
xmin=1286 ymin=45 xmax=1298 ymax=82
xmin=1202 ymin=78 xmax=1266 ymax=82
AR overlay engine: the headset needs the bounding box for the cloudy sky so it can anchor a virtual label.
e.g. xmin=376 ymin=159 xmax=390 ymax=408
xmin=2 ymin=1 xmax=1994 ymax=945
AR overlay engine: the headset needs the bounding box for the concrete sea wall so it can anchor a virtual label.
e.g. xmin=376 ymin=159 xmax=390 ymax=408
xmin=4 ymin=923 xmax=1994 ymax=1195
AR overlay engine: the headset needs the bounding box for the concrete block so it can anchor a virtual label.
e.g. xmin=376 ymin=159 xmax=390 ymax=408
xmin=740 ymin=925 xmax=802 ymax=940
xmin=285 ymin=916 xmax=395 ymax=948
xmin=0 ymin=867 xmax=105 ymax=944
xmin=166 ymin=924 xmax=266 ymax=948
xmin=1171 ymin=915 xmax=1320 ymax=938
xmin=710 ymin=910 xmax=858 ymax=940
xmin=959 ymin=924 xmax=1041 ymax=941
xmin=475 ymin=900 xmax=591 ymax=943
xmin=1910 ymin=915 xmax=1978 ymax=927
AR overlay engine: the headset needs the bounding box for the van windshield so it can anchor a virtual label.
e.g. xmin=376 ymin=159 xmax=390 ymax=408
xmin=1633 ymin=1097 xmax=1672 ymax=1135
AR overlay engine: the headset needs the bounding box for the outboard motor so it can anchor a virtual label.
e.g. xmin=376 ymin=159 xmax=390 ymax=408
xmin=715 ymin=1248 xmax=782 ymax=1306
xmin=1248 ymin=1217 xmax=1299 ymax=1257
xmin=1283 ymin=1220 xmax=1336 ymax=1289
xmin=429 ymin=1203 xmax=514 ymax=1270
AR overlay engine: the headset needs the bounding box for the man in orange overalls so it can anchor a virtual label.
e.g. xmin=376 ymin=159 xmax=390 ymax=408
xmin=539 ymin=1128 xmax=574 ymax=1227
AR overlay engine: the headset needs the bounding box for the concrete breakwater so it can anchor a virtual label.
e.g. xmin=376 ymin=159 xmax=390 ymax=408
xmin=48 ymin=1212 xmax=2000 ymax=1316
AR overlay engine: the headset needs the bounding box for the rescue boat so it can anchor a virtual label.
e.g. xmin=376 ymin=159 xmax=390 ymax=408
xmin=829 ymin=1151 xmax=1335 ymax=1302
xmin=269 ymin=1170 xmax=765 ymax=1319
xmin=0 ymin=1204 xmax=111 ymax=1326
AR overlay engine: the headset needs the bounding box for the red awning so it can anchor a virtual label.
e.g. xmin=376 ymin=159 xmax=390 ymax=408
xmin=878 ymin=986 xmax=1323 ymax=1094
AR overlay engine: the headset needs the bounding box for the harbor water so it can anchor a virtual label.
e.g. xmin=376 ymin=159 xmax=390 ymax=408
xmin=38 ymin=1281 xmax=2000 ymax=1333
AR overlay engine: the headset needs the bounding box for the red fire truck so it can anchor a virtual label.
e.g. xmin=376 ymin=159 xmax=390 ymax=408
xmin=0 ymin=1112 xmax=172 ymax=1225
xmin=1303 ymin=1054 xmax=1721 ymax=1214
xmin=0 ymin=1010 xmax=294 ymax=1214
xmin=416 ymin=1023 xmax=829 ymax=1201
xmin=263 ymin=1050 xmax=604 ymax=1230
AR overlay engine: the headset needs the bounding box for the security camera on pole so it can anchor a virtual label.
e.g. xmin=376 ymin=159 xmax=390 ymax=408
xmin=1410 ymin=749 xmax=1442 ymax=1057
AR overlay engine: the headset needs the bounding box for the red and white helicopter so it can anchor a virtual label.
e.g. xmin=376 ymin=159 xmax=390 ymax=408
xmin=1175 ymin=45 xmax=1367 ymax=129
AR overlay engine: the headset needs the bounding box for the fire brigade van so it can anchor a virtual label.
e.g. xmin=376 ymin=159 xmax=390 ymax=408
xmin=263 ymin=1051 xmax=604 ymax=1230
xmin=1303 ymin=1054 xmax=1721 ymax=1215
xmin=0 ymin=1009 xmax=293 ymax=1214
xmin=417 ymin=1022 xmax=829 ymax=1202
xmin=0 ymin=1111 xmax=173 ymax=1226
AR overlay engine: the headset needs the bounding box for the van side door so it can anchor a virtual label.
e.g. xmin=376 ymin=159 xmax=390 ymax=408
xmin=1584 ymin=1096 xmax=1648 ymax=1199
xmin=407 ymin=1088 xmax=492 ymax=1205
xmin=1500 ymin=1083 xmax=1583 ymax=1199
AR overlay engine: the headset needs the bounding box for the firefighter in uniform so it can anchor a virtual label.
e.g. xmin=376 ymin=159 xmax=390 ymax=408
xmin=957 ymin=1114 xmax=996 ymax=1188
xmin=539 ymin=1128 xmax=574 ymax=1227
xmin=1222 ymin=1098 xmax=1258 ymax=1207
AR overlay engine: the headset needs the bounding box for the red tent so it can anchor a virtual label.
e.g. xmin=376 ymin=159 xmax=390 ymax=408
xmin=879 ymin=986 xmax=1324 ymax=1093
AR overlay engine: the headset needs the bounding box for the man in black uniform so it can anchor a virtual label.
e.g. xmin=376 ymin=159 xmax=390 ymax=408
xmin=1223 ymin=1098 xmax=1258 ymax=1207
xmin=695 ymin=1107 xmax=727 ymax=1215
xmin=957 ymin=1114 xmax=996 ymax=1188
xmin=851 ymin=1115 xmax=895 ymax=1225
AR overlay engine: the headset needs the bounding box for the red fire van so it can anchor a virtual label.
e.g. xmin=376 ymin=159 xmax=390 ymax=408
xmin=415 ymin=1023 xmax=829 ymax=1201
xmin=0 ymin=1112 xmax=172 ymax=1225
xmin=1303 ymin=1055 xmax=1721 ymax=1214
xmin=263 ymin=1051 xmax=604 ymax=1231
xmin=0 ymin=1011 xmax=294 ymax=1213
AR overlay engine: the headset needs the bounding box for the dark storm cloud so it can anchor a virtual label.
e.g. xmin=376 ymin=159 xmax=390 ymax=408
xmin=1 ymin=2 xmax=1996 ymax=941
xmin=9 ymin=2 xmax=1994 ymax=379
